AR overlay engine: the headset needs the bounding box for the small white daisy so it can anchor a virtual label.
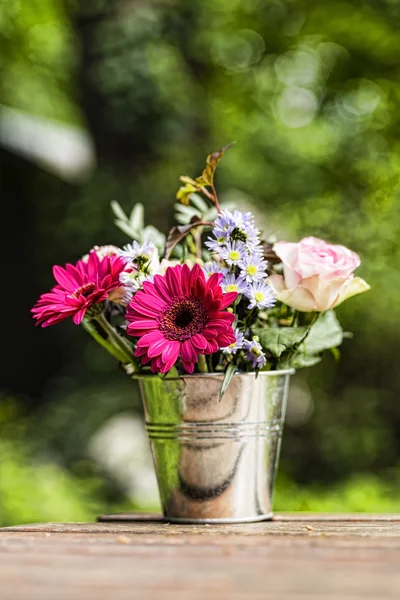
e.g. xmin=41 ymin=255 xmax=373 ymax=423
xmin=222 ymin=330 xmax=245 ymax=355
xmin=219 ymin=240 xmax=248 ymax=266
xmin=239 ymin=253 xmax=268 ymax=283
xmin=246 ymin=281 xmax=276 ymax=310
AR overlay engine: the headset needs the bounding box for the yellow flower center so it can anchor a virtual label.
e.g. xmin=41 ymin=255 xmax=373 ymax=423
xmin=226 ymin=284 xmax=238 ymax=292
xmin=254 ymin=291 xmax=264 ymax=303
xmin=246 ymin=265 xmax=257 ymax=276
xmin=228 ymin=250 xmax=240 ymax=262
xmin=251 ymin=346 xmax=261 ymax=356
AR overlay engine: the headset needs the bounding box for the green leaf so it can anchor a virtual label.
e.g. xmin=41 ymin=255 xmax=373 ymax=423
xmin=176 ymin=177 xmax=198 ymax=205
xmin=129 ymin=203 xmax=144 ymax=230
xmin=253 ymin=326 xmax=309 ymax=358
xmin=176 ymin=144 xmax=234 ymax=207
xmin=301 ymin=311 xmax=343 ymax=355
xmin=219 ymin=364 xmax=237 ymax=402
xmin=196 ymin=143 xmax=235 ymax=188
xmin=110 ymin=200 xmax=128 ymax=222
xmin=291 ymin=353 xmax=322 ymax=369
xmin=283 ymin=311 xmax=345 ymax=371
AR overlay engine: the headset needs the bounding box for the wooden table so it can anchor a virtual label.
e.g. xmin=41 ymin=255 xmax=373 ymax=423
xmin=1 ymin=513 xmax=400 ymax=599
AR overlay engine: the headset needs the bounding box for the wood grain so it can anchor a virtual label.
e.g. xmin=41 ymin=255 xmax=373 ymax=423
xmin=1 ymin=514 xmax=400 ymax=600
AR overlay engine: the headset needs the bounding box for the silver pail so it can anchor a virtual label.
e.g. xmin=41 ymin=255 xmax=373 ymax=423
xmin=137 ymin=370 xmax=294 ymax=524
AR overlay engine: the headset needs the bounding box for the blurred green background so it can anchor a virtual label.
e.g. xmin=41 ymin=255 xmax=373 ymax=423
xmin=1 ymin=0 xmax=400 ymax=525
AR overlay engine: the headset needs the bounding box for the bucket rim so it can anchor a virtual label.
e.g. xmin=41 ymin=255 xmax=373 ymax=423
xmin=132 ymin=368 xmax=295 ymax=380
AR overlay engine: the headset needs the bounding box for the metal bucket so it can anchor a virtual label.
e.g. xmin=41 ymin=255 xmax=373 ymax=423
xmin=137 ymin=370 xmax=294 ymax=524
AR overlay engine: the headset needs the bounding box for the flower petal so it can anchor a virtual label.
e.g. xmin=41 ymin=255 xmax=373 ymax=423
xmin=137 ymin=330 xmax=165 ymax=348
xmin=147 ymin=338 xmax=169 ymax=358
xmin=162 ymin=341 xmax=180 ymax=365
xmin=191 ymin=333 xmax=207 ymax=350
xmin=332 ymin=276 xmax=371 ymax=308
xmin=220 ymin=291 xmax=238 ymax=309
xmin=181 ymin=339 xmax=198 ymax=363
xmin=182 ymin=360 xmax=195 ymax=374
xmin=72 ymin=308 xmax=87 ymax=325
xmin=166 ymin=265 xmax=182 ymax=297
xmin=52 ymin=266 xmax=77 ymax=292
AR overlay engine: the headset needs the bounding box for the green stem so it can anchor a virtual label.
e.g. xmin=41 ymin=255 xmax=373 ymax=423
xmin=82 ymin=318 xmax=130 ymax=363
xmin=289 ymin=312 xmax=321 ymax=366
xmin=95 ymin=313 xmax=138 ymax=369
xmin=83 ymin=313 xmax=139 ymax=372
xmin=198 ymin=354 xmax=209 ymax=373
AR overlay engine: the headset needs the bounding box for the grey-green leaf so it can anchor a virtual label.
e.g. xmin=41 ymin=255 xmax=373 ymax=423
xmin=111 ymin=200 xmax=128 ymax=222
xmin=190 ymin=193 xmax=209 ymax=212
xmin=254 ymin=326 xmax=309 ymax=358
xmin=129 ymin=203 xmax=144 ymax=230
xmin=291 ymin=353 xmax=322 ymax=369
xmin=114 ymin=219 xmax=136 ymax=238
xmin=302 ymin=311 xmax=343 ymax=355
xmin=219 ymin=364 xmax=237 ymax=401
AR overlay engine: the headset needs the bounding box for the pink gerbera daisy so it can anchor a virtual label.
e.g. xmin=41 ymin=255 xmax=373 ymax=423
xmin=32 ymin=251 xmax=127 ymax=327
xmin=126 ymin=264 xmax=238 ymax=374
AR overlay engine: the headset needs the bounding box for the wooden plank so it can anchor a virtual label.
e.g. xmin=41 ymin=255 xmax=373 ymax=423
xmin=1 ymin=516 xmax=400 ymax=600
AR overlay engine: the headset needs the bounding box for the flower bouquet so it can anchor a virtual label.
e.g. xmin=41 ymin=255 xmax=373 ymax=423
xmin=33 ymin=146 xmax=370 ymax=523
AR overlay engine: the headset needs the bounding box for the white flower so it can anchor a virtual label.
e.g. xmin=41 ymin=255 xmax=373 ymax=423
xmin=246 ymin=281 xmax=276 ymax=310
xmin=81 ymin=245 xmax=119 ymax=263
xmin=219 ymin=240 xmax=248 ymax=266
xmin=203 ymin=261 xmax=229 ymax=278
xmin=222 ymin=330 xmax=245 ymax=354
xmin=239 ymin=253 xmax=268 ymax=282
xmin=221 ymin=273 xmax=249 ymax=295
xmin=118 ymin=240 xmax=159 ymax=274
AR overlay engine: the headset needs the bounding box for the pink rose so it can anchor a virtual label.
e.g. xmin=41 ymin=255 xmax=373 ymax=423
xmin=269 ymin=236 xmax=370 ymax=312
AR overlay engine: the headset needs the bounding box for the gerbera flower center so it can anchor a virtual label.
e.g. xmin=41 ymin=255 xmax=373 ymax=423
xmin=159 ymin=296 xmax=208 ymax=341
xmin=73 ymin=282 xmax=96 ymax=298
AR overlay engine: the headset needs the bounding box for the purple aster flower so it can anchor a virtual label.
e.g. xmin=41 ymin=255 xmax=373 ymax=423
xmin=221 ymin=273 xmax=249 ymax=295
xmin=219 ymin=240 xmax=248 ymax=266
xmin=215 ymin=210 xmax=261 ymax=252
xmin=222 ymin=330 xmax=245 ymax=355
xmin=246 ymin=281 xmax=276 ymax=310
xmin=204 ymin=231 xmax=231 ymax=252
xmin=243 ymin=339 xmax=267 ymax=369
xmin=239 ymin=253 xmax=268 ymax=282
xmin=214 ymin=210 xmax=253 ymax=233
xmin=203 ymin=261 xmax=228 ymax=278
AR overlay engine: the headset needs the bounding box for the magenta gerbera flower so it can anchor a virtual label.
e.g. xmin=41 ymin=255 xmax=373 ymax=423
xmin=126 ymin=264 xmax=238 ymax=374
xmin=32 ymin=251 xmax=127 ymax=327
